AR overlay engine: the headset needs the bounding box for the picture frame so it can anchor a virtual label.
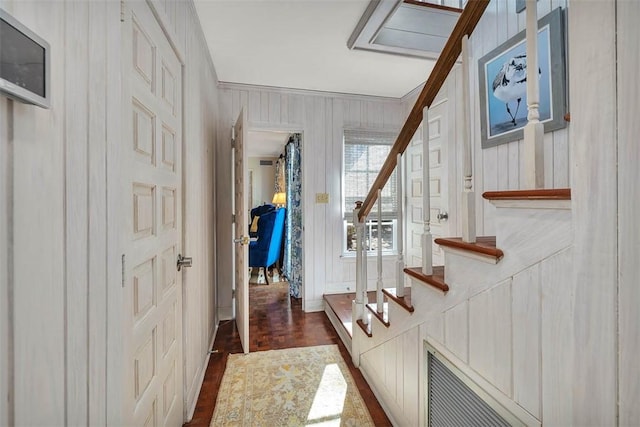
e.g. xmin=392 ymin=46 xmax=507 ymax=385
xmin=478 ymin=7 xmax=566 ymax=149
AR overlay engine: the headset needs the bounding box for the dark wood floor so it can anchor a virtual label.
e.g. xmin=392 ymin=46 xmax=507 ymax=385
xmin=183 ymin=280 xmax=391 ymax=427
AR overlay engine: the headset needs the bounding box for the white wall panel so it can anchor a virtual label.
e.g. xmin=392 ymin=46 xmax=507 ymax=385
xmin=2 ymin=0 xmax=219 ymax=423
xmin=469 ymin=279 xmax=512 ymax=397
xmin=444 ymin=300 xmax=468 ymax=363
xmin=512 ymin=265 xmax=541 ymax=419
xmin=540 ymin=248 xmax=573 ymax=425
xmin=617 ymin=1 xmax=640 ymax=422
xmin=568 ymin=1 xmax=617 ymax=424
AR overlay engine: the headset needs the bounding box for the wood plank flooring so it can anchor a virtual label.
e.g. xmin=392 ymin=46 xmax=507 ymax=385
xmin=183 ymin=281 xmax=391 ymax=427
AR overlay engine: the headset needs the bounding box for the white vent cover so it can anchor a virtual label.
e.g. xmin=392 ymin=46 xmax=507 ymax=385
xmin=426 ymin=344 xmax=527 ymax=427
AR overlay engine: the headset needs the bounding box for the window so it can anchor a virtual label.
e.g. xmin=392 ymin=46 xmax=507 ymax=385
xmin=343 ymin=130 xmax=398 ymax=254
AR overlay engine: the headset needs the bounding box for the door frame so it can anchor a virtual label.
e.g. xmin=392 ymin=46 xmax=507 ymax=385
xmin=244 ymin=123 xmax=306 ymax=308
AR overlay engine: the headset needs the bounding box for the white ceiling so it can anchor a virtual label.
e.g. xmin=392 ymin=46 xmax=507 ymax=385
xmin=247 ymin=130 xmax=290 ymax=157
xmin=193 ymin=0 xmax=436 ymax=98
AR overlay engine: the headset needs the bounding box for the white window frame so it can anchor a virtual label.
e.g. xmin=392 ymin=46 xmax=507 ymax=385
xmin=342 ymin=129 xmax=399 ymax=256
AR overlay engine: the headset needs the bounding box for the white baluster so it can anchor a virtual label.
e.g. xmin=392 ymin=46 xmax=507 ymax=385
xmin=396 ymin=153 xmax=405 ymax=297
xmin=461 ymin=34 xmax=477 ymax=243
xmin=524 ymin=0 xmax=544 ymax=188
xmin=376 ymin=189 xmax=384 ymax=312
xmin=422 ymin=107 xmax=434 ymax=275
xmin=353 ymin=202 xmax=364 ymax=323
xmin=352 ymin=201 xmax=364 ymax=366
xmin=361 ymin=209 xmax=369 ymax=326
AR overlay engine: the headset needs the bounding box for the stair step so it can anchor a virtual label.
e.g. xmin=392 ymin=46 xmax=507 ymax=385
xmin=404 ymin=265 xmax=449 ymax=292
xmin=483 ymin=188 xmax=571 ymax=209
xmin=434 ymin=236 xmax=504 ymax=263
xmin=366 ymin=302 xmax=390 ymax=327
xmin=482 ymin=188 xmax=571 ymax=200
xmin=382 ymin=287 xmax=415 ymax=313
xmin=356 ymin=319 xmax=372 ymax=337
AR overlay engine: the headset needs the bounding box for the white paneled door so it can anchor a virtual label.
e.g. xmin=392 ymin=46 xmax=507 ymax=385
xmin=233 ymin=108 xmax=250 ymax=354
xmin=122 ymin=2 xmax=184 ymax=425
xmin=406 ymin=90 xmax=453 ymax=267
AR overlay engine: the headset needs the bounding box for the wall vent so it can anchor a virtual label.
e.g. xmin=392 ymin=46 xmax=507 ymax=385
xmin=426 ymin=343 xmax=526 ymax=426
xmin=259 ymin=160 xmax=273 ymax=166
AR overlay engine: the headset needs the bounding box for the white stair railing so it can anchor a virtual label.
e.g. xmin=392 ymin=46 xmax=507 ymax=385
xmin=422 ymin=108 xmax=434 ymax=275
xmin=396 ymin=153 xmax=405 ymax=297
xmin=524 ymin=0 xmax=544 ymax=188
xmin=461 ymin=34 xmax=477 ymax=243
xmin=376 ymin=189 xmax=384 ymax=312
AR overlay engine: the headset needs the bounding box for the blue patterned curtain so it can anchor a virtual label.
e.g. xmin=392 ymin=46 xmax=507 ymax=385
xmin=283 ymin=134 xmax=302 ymax=298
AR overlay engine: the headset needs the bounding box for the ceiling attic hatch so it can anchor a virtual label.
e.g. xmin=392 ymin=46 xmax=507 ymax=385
xmin=348 ymin=0 xmax=463 ymax=59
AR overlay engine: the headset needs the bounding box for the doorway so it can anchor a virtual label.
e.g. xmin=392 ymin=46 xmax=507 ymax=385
xmin=245 ymin=128 xmax=303 ymax=306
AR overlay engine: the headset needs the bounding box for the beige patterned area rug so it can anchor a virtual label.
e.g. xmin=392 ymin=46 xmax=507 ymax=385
xmin=210 ymin=344 xmax=375 ymax=426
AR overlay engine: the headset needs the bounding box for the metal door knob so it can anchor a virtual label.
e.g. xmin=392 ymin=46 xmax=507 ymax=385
xmin=437 ymin=212 xmax=449 ymax=222
xmin=177 ymin=254 xmax=192 ymax=271
xmin=233 ymin=236 xmax=249 ymax=245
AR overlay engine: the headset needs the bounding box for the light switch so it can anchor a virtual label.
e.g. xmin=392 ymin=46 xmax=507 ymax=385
xmin=315 ymin=193 xmax=329 ymax=204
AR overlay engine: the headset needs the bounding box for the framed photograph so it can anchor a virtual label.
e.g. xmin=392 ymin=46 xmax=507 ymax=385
xmin=478 ymin=7 xmax=566 ymax=149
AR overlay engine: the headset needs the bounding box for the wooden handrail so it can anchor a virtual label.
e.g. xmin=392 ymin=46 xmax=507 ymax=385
xmin=358 ymin=0 xmax=490 ymax=221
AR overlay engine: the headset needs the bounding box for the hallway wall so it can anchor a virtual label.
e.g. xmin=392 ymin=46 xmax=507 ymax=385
xmin=216 ymin=84 xmax=405 ymax=314
xmin=0 ymin=0 xmax=219 ymax=423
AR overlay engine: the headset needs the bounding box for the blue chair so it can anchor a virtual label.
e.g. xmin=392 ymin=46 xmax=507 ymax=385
xmin=249 ymin=207 xmax=286 ymax=284
xmin=249 ymin=204 xmax=276 ymax=238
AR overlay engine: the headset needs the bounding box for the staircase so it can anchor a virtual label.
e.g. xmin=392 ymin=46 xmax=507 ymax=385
xmin=324 ymin=189 xmax=572 ymax=426
xmin=322 ymin=0 xmax=572 ymax=424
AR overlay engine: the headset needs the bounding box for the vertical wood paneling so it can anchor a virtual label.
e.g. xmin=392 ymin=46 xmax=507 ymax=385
xmin=0 ymin=96 xmax=12 ymax=427
xmin=569 ymin=1 xmax=617 ymax=424
xmin=469 ymin=279 xmax=512 ymax=396
xmin=512 ymin=265 xmax=541 ymax=419
xmin=87 ymin=2 xmax=108 ymax=424
xmin=11 ymin=0 xmax=66 ymax=422
xmin=217 ymin=86 xmax=403 ymax=309
xmin=617 ymin=1 xmax=640 ymax=422
xmin=444 ymin=301 xmax=468 ymax=363
xmin=64 ymin=2 xmax=90 ymax=424
xmin=384 ymin=337 xmax=398 ymax=399
xmin=402 ymin=327 xmax=419 ymax=426
xmin=540 ymin=248 xmax=573 ymax=425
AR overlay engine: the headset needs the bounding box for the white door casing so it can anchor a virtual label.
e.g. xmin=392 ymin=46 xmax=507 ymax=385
xmin=121 ymin=2 xmax=184 ymax=425
xmin=233 ymin=108 xmax=249 ymax=354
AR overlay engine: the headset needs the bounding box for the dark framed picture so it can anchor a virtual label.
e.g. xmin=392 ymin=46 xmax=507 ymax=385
xmin=478 ymin=7 xmax=566 ymax=149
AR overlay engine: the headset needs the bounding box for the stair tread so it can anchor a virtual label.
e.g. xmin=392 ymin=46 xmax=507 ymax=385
xmin=382 ymin=287 xmax=415 ymax=313
xmin=434 ymin=236 xmax=504 ymax=261
xmin=356 ymin=319 xmax=372 ymax=337
xmin=482 ymin=188 xmax=571 ymax=200
xmin=366 ymin=302 xmax=390 ymax=327
xmin=404 ymin=265 xmax=449 ymax=292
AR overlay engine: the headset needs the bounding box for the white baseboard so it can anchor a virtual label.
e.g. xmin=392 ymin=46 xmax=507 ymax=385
xmin=185 ymin=323 xmax=219 ymax=422
xmin=303 ymin=298 xmax=324 ymax=312
xmin=218 ymin=306 xmax=233 ymax=321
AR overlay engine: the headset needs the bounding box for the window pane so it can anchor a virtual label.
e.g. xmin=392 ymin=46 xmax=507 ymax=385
xmin=343 ymin=130 xmax=398 ymax=218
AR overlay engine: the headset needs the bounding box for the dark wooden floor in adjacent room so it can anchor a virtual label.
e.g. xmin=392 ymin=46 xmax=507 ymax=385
xmin=183 ymin=280 xmax=391 ymax=427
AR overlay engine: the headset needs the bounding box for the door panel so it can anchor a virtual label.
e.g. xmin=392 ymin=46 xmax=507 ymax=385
xmin=405 ymin=87 xmax=452 ymax=267
xmin=123 ymin=2 xmax=183 ymax=425
xmin=233 ymin=109 xmax=249 ymax=354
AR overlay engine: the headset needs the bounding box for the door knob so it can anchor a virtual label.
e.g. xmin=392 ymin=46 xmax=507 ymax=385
xmin=437 ymin=212 xmax=449 ymax=222
xmin=233 ymin=236 xmax=249 ymax=245
xmin=177 ymin=254 xmax=192 ymax=271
